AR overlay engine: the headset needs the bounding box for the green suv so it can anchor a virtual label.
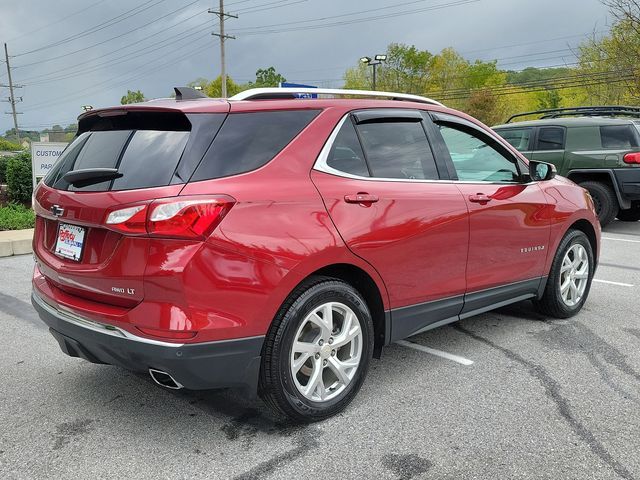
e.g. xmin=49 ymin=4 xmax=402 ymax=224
xmin=493 ymin=106 xmax=640 ymax=226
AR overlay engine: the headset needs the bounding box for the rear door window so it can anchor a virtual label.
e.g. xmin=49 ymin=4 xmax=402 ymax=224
xmin=535 ymin=127 xmax=565 ymax=151
xmin=600 ymin=125 xmax=639 ymax=148
xmin=355 ymin=121 xmax=438 ymax=180
xmin=191 ymin=110 xmax=319 ymax=181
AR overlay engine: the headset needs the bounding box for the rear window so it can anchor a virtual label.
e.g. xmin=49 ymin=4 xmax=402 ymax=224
xmin=44 ymin=130 xmax=189 ymax=191
xmin=44 ymin=111 xmax=195 ymax=192
xmin=191 ymin=110 xmax=319 ymax=181
xmin=600 ymin=125 xmax=639 ymax=149
xmin=535 ymin=127 xmax=565 ymax=151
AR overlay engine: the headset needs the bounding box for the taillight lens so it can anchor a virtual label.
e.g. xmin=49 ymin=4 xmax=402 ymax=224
xmin=104 ymin=195 xmax=235 ymax=239
xmin=148 ymin=196 xmax=235 ymax=239
xmin=623 ymin=152 xmax=640 ymax=164
xmin=105 ymin=205 xmax=148 ymax=234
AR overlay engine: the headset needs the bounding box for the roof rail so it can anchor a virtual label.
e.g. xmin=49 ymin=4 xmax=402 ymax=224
xmin=229 ymin=87 xmax=444 ymax=106
xmin=506 ymin=105 xmax=640 ymax=123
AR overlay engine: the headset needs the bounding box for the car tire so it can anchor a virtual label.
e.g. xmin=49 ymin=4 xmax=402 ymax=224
xmin=580 ymin=181 xmax=618 ymax=227
xmin=616 ymin=202 xmax=640 ymax=222
xmin=534 ymin=229 xmax=594 ymax=319
xmin=259 ymin=276 xmax=374 ymax=423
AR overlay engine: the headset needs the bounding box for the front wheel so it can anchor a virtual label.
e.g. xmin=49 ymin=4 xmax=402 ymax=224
xmin=259 ymin=276 xmax=374 ymax=422
xmin=534 ymin=230 xmax=594 ymax=318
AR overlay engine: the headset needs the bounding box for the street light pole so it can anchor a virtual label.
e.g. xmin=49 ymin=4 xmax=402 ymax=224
xmin=360 ymin=54 xmax=387 ymax=91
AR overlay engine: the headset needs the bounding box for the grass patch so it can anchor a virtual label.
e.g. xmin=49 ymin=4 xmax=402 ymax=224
xmin=0 ymin=203 xmax=35 ymax=231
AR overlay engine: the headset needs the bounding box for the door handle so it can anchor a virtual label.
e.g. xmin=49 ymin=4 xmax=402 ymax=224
xmin=344 ymin=193 xmax=379 ymax=205
xmin=468 ymin=193 xmax=492 ymax=204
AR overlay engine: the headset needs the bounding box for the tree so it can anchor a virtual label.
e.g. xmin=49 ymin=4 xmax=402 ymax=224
xmin=187 ymin=76 xmax=248 ymax=98
xmin=120 ymin=89 xmax=145 ymax=104
xmin=251 ymin=66 xmax=286 ymax=87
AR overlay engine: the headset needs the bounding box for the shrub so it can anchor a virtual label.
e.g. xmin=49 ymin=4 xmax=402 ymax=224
xmin=0 ymin=156 xmax=7 ymax=184
xmin=6 ymin=152 xmax=32 ymax=204
xmin=0 ymin=138 xmax=22 ymax=151
xmin=0 ymin=203 xmax=35 ymax=230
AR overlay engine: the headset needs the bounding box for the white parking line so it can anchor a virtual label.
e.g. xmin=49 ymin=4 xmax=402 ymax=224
xmin=396 ymin=340 xmax=474 ymax=366
xmin=593 ymin=279 xmax=635 ymax=287
xmin=602 ymin=236 xmax=640 ymax=244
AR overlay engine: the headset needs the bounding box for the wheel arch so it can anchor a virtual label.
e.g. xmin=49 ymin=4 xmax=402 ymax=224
xmin=295 ymin=263 xmax=388 ymax=358
xmin=567 ymin=218 xmax=599 ymax=265
xmin=566 ymin=169 xmax=629 ymax=209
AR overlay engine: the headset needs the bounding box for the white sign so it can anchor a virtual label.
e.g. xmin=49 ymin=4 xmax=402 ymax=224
xmin=31 ymin=141 xmax=68 ymax=188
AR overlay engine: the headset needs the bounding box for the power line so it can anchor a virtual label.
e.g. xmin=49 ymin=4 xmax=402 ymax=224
xmin=13 ymin=0 xmax=203 ymax=69
xmin=227 ymin=0 xmax=478 ymax=34
xmin=17 ymin=10 xmax=210 ymax=83
xmin=23 ymin=38 xmax=217 ymax=112
xmin=22 ymin=19 xmax=213 ymax=86
xmin=6 ymin=0 xmax=109 ymax=43
xmin=13 ymin=0 xmax=164 ymax=57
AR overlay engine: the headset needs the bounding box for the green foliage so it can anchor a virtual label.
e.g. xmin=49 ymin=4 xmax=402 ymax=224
xmin=0 ymin=203 xmax=35 ymax=231
xmin=0 ymin=156 xmax=7 ymax=184
xmin=120 ymin=89 xmax=145 ymax=104
xmin=5 ymin=152 xmax=32 ymax=204
xmin=0 ymin=138 xmax=22 ymax=151
xmin=250 ymin=66 xmax=286 ymax=87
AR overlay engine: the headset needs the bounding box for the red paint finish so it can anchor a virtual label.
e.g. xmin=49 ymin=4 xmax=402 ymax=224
xmin=311 ymin=171 xmax=469 ymax=308
xmin=32 ymin=97 xmax=600 ymax=348
xmin=454 ymin=182 xmax=552 ymax=291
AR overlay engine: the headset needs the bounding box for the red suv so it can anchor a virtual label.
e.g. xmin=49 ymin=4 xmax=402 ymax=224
xmin=31 ymin=87 xmax=600 ymax=422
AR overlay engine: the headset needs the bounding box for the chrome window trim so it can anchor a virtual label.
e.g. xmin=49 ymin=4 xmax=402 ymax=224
xmin=313 ymin=113 xmax=530 ymax=186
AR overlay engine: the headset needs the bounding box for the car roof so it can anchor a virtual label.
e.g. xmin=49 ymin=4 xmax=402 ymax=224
xmin=78 ymin=97 xmax=456 ymax=120
xmin=493 ymin=116 xmax=638 ymax=129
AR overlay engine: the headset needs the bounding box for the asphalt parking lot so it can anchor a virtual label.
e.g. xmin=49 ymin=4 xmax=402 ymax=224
xmin=1 ymin=221 xmax=639 ymax=480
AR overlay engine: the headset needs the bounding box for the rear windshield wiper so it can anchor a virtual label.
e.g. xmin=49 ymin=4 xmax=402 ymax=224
xmin=62 ymin=168 xmax=123 ymax=188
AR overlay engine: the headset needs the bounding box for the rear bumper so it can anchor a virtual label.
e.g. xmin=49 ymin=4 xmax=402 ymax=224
xmin=613 ymin=168 xmax=640 ymax=201
xmin=31 ymin=291 xmax=264 ymax=393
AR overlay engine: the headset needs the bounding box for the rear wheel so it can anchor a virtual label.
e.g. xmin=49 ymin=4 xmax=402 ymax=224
xmin=580 ymin=181 xmax=618 ymax=227
xmin=616 ymin=201 xmax=640 ymax=222
xmin=534 ymin=230 xmax=594 ymax=318
xmin=259 ymin=276 xmax=374 ymax=422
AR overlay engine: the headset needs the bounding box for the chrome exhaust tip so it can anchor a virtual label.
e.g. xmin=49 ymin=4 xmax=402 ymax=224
xmin=149 ymin=368 xmax=183 ymax=390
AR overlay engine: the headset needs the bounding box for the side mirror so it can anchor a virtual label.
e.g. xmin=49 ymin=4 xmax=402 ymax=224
xmin=529 ymin=160 xmax=556 ymax=181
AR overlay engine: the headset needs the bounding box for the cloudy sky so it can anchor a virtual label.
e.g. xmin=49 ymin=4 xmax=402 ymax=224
xmin=0 ymin=0 xmax=612 ymax=134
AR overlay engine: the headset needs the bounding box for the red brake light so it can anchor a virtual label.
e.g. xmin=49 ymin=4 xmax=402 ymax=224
xmin=105 ymin=204 xmax=148 ymax=234
xmin=148 ymin=195 xmax=235 ymax=239
xmin=104 ymin=195 xmax=235 ymax=239
xmin=623 ymin=152 xmax=640 ymax=164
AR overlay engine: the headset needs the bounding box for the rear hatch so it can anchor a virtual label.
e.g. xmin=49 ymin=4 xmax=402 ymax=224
xmin=33 ymin=106 xmax=228 ymax=307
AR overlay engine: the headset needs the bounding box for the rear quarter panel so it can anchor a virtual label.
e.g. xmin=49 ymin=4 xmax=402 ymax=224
xmin=176 ymin=106 xmax=390 ymax=341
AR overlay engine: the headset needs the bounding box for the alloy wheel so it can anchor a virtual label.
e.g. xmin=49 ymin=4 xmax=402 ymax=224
xmin=290 ymin=302 xmax=363 ymax=402
xmin=559 ymin=243 xmax=590 ymax=307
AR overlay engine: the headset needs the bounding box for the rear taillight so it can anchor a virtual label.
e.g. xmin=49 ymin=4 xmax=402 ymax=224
xmin=623 ymin=152 xmax=640 ymax=164
xmin=104 ymin=195 xmax=235 ymax=239
xmin=105 ymin=205 xmax=147 ymax=234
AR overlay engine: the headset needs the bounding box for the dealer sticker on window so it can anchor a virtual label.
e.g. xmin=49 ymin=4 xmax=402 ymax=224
xmin=55 ymin=223 xmax=86 ymax=261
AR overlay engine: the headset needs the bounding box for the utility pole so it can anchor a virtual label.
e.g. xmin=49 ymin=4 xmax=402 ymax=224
xmin=209 ymin=1 xmax=237 ymax=98
xmin=3 ymin=43 xmax=22 ymax=141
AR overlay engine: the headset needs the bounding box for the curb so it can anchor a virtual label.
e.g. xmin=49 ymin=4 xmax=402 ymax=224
xmin=0 ymin=228 xmax=34 ymax=257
